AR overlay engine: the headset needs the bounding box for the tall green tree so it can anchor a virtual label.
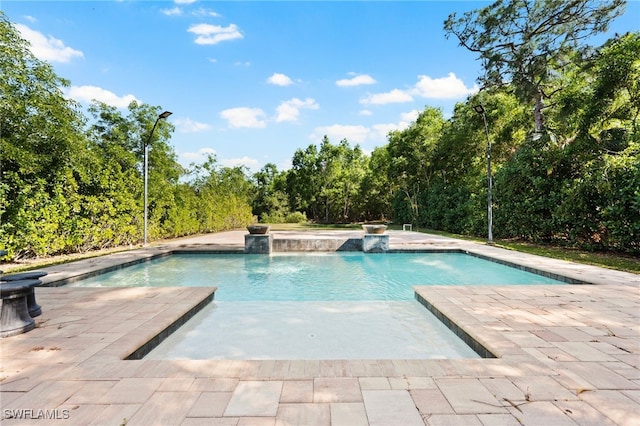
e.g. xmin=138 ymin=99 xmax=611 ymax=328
xmin=287 ymin=143 xmax=321 ymax=220
xmin=189 ymin=155 xmax=253 ymax=232
xmin=358 ymin=146 xmax=393 ymax=222
xmin=252 ymin=163 xmax=294 ymax=223
xmin=0 ymin=13 xmax=87 ymax=257
xmin=444 ymin=0 xmax=626 ymax=133
xmin=387 ymin=107 xmax=445 ymax=225
xmin=286 ymin=137 xmax=367 ymax=223
xmin=551 ymin=33 xmax=640 ymax=251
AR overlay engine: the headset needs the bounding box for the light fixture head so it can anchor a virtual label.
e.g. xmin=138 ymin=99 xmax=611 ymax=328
xmin=159 ymin=111 xmax=172 ymax=119
xmin=473 ymin=105 xmax=485 ymax=114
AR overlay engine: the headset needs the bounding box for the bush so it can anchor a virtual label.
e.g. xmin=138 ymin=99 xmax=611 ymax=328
xmin=284 ymin=211 xmax=308 ymax=223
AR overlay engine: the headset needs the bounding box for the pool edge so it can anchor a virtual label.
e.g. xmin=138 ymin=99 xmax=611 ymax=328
xmin=124 ymin=288 xmax=216 ymax=360
xmin=414 ymin=291 xmax=497 ymax=359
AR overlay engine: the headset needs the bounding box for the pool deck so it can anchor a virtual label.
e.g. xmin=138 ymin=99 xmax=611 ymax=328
xmin=1 ymin=230 xmax=638 ymax=425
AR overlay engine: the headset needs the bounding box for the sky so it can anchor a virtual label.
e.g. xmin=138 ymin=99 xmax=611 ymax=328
xmin=3 ymin=0 xmax=639 ymax=173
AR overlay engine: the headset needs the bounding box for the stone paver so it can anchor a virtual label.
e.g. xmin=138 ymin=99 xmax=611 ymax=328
xmin=280 ymin=380 xmax=313 ymax=403
xmin=435 ymin=378 xmax=507 ymax=414
xmin=313 ymin=377 xmax=362 ymax=403
xmin=0 ymin=230 xmax=638 ymax=425
xmin=224 ymin=381 xmax=283 ymax=417
xmin=275 ymin=403 xmax=330 ymax=426
xmin=330 ymin=402 xmax=369 ymax=426
xmin=187 ymin=392 xmax=233 ymax=418
xmin=362 ymin=390 xmax=425 ymax=426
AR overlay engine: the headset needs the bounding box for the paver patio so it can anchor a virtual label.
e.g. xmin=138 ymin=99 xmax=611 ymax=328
xmin=1 ymin=230 xmax=638 ymax=425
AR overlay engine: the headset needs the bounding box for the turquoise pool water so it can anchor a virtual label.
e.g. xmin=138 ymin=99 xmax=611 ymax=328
xmin=69 ymin=252 xmax=564 ymax=301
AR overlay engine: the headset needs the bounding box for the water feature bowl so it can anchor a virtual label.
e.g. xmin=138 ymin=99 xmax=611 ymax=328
xmin=362 ymin=224 xmax=387 ymax=234
xmin=247 ymin=225 xmax=270 ymax=235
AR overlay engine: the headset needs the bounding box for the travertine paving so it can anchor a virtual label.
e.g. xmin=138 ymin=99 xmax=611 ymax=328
xmin=1 ymin=230 xmax=638 ymax=425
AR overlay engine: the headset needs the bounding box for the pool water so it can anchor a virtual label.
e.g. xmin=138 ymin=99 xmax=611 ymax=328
xmin=72 ymin=252 xmax=563 ymax=360
xmin=145 ymin=300 xmax=481 ymax=360
xmin=70 ymin=252 xmax=564 ymax=300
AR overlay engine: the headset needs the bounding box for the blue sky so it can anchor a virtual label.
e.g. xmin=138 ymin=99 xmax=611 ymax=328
xmin=4 ymin=1 xmax=639 ymax=173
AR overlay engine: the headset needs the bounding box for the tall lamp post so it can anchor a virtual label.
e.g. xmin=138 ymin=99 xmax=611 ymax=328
xmin=473 ymin=104 xmax=493 ymax=245
xmin=143 ymin=110 xmax=172 ymax=245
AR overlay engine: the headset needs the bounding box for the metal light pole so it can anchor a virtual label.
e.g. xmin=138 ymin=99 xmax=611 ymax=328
xmin=143 ymin=111 xmax=172 ymax=245
xmin=473 ymin=104 xmax=493 ymax=245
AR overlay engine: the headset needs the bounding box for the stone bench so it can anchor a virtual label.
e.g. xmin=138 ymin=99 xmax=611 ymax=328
xmin=0 ymin=279 xmax=41 ymax=338
xmin=1 ymin=271 xmax=47 ymax=317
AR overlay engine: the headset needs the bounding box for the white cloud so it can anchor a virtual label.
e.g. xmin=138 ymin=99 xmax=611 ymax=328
xmin=193 ymin=8 xmax=221 ymax=18
xmin=311 ymin=124 xmax=371 ymax=143
xmin=412 ymin=73 xmax=478 ymax=99
xmin=400 ymin=109 xmax=421 ymax=123
xmin=276 ymin=98 xmax=319 ymax=123
xmin=15 ymin=24 xmax=83 ymax=63
xmin=359 ymin=109 xmax=373 ymax=116
xmin=361 ymin=89 xmax=413 ymax=105
xmin=162 ymin=7 xmax=182 ymax=16
xmin=372 ymin=123 xmax=402 ymax=139
xmin=188 ymin=23 xmax=243 ymax=45
xmin=181 ymin=147 xmax=216 ymax=161
xmin=65 ymin=85 xmax=138 ymax=108
xmin=370 ymin=110 xmax=421 ymax=140
xmin=174 ymin=118 xmax=211 ymax=133
xmin=267 ymin=73 xmax=293 ymax=86
xmin=336 ymin=73 xmax=376 ymax=87
xmin=220 ymin=107 xmax=266 ymax=128
xmin=221 ymin=156 xmax=260 ymax=169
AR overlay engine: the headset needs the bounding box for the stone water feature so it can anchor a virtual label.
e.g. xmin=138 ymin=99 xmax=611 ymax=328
xmin=243 ymin=225 xmax=390 ymax=254
xmin=362 ymin=225 xmax=389 ymax=253
xmin=244 ymin=225 xmax=273 ymax=254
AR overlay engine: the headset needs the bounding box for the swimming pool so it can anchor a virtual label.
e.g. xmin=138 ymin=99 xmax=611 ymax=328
xmin=70 ymin=252 xmax=564 ymax=360
xmin=69 ymin=252 xmax=564 ymax=300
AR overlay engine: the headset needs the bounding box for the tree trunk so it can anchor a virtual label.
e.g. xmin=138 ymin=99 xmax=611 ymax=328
xmin=534 ymin=91 xmax=545 ymax=134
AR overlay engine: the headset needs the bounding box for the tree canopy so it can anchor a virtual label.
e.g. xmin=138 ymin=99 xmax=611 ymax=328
xmin=444 ymin=0 xmax=626 ymax=133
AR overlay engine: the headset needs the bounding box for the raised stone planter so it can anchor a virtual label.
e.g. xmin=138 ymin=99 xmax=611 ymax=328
xmin=362 ymin=224 xmax=387 ymax=234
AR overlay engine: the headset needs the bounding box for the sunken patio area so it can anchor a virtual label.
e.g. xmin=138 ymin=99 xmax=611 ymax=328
xmin=1 ymin=230 xmax=638 ymax=425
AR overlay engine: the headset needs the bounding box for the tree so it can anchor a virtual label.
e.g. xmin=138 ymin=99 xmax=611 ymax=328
xmin=189 ymin=155 xmax=253 ymax=232
xmin=252 ymin=163 xmax=298 ymax=223
xmin=444 ymin=0 xmax=626 ymax=133
xmin=287 ymin=144 xmax=321 ymax=220
xmin=358 ymin=146 xmax=393 ymax=222
xmin=551 ymin=33 xmax=640 ymax=251
xmin=0 ymin=13 xmax=87 ymax=257
xmin=285 ymin=136 xmax=367 ymax=223
xmin=387 ymin=107 xmax=445 ymax=225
